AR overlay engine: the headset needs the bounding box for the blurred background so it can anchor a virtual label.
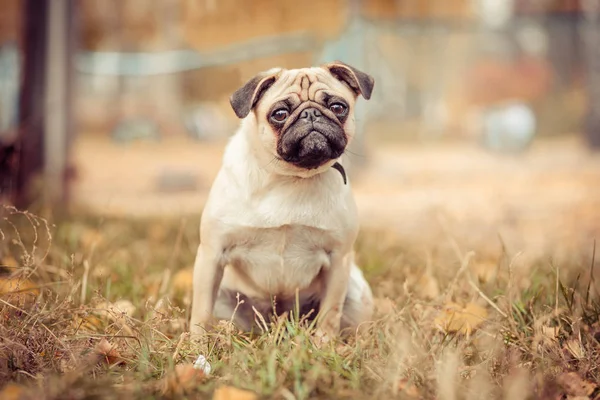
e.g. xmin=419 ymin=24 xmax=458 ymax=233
xmin=1 ymin=0 xmax=599 ymax=262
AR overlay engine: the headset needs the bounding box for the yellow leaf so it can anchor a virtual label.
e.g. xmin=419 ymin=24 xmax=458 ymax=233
xmin=213 ymin=386 xmax=258 ymax=400
xmin=0 ymin=256 xmax=19 ymax=269
xmin=434 ymin=302 xmax=488 ymax=335
xmin=403 ymin=269 xmax=439 ymax=300
xmin=0 ymin=383 xmax=28 ymax=400
xmin=416 ymin=272 xmax=440 ymax=299
xmin=72 ymin=314 xmax=104 ymax=333
xmin=0 ymin=276 xmax=39 ymax=308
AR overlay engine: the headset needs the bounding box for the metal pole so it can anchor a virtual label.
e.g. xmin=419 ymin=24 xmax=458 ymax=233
xmin=44 ymin=0 xmax=74 ymax=206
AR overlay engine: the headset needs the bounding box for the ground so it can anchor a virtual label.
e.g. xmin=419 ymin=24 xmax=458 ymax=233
xmin=1 ymin=133 xmax=600 ymax=399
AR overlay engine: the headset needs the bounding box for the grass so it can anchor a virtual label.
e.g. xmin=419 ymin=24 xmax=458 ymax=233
xmin=1 ymin=204 xmax=599 ymax=400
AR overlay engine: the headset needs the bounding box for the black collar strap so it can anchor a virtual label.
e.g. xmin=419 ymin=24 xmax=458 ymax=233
xmin=332 ymin=162 xmax=347 ymax=185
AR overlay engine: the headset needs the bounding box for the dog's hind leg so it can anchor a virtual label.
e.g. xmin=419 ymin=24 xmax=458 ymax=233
xmin=340 ymin=262 xmax=374 ymax=333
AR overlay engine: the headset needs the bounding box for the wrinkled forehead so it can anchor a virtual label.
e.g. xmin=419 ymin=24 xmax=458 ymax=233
xmin=267 ymin=68 xmax=354 ymax=103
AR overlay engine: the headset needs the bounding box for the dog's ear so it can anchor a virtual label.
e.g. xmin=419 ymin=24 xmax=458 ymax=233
xmin=324 ymin=61 xmax=374 ymax=100
xmin=230 ymin=69 xmax=280 ymax=119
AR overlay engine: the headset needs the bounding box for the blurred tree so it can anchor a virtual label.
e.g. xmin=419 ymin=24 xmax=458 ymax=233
xmin=13 ymin=0 xmax=49 ymax=208
xmin=0 ymin=1 xmax=22 ymax=203
xmin=11 ymin=0 xmax=76 ymax=209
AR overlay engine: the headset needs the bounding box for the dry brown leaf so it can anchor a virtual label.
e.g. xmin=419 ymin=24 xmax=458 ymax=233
xmin=159 ymin=364 xmax=207 ymax=396
xmin=557 ymin=372 xmax=597 ymax=397
xmin=434 ymin=302 xmax=488 ymax=336
xmin=213 ymin=386 xmax=258 ymax=400
xmin=564 ymin=339 xmax=585 ymax=360
xmin=95 ymin=338 xmax=123 ymax=366
xmin=0 ymin=276 xmax=39 ymax=308
xmin=373 ymin=297 xmax=395 ymax=316
xmin=541 ymin=325 xmax=559 ymax=341
xmin=398 ymin=378 xmax=420 ymax=398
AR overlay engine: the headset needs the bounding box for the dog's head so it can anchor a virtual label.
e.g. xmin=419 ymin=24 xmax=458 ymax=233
xmin=230 ymin=62 xmax=374 ymax=175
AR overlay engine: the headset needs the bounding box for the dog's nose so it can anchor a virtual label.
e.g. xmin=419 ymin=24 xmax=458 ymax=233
xmin=299 ymin=108 xmax=322 ymax=122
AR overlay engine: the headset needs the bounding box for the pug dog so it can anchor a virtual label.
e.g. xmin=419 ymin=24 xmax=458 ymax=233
xmin=189 ymin=61 xmax=375 ymax=341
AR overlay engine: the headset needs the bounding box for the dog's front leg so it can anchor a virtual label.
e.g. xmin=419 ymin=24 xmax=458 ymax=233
xmin=190 ymin=244 xmax=224 ymax=338
xmin=316 ymin=252 xmax=352 ymax=341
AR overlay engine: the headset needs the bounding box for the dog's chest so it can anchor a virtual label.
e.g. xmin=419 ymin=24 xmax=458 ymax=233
xmin=221 ymin=224 xmax=337 ymax=296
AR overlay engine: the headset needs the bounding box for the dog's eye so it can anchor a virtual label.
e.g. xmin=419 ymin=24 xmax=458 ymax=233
xmin=270 ymin=109 xmax=289 ymax=123
xmin=329 ymin=103 xmax=347 ymax=116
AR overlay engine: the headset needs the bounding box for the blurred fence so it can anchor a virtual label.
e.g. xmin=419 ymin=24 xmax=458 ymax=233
xmin=69 ymin=1 xmax=587 ymax=144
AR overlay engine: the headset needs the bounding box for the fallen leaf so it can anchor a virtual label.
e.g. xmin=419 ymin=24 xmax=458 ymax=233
xmin=373 ymin=297 xmax=395 ymax=316
xmin=95 ymin=338 xmax=123 ymax=366
xmin=557 ymin=372 xmax=597 ymax=397
xmin=159 ymin=364 xmax=207 ymax=396
xmin=398 ymin=378 xmax=420 ymax=398
xmin=470 ymin=260 xmax=498 ymax=284
xmin=0 ymin=275 xmax=39 ymax=308
xmin=564 ymin=339 xmax=585 ymax=360
xmin=434 ymin=302 xmax=488 ymax=336
xmin=541 ymin=325 xmax=559 ymax=341
xmin=0 ymin=256 xmax=19 ymax=269
xmin=72 ymin=313 xmax=104 ymax=333
xmin=0 ymin=383 xmax=29 ymax=400
xmin=403 ymin=270 xmax=440 ymax=300
xmin=213 ymin=386 xmax=258 ymax=400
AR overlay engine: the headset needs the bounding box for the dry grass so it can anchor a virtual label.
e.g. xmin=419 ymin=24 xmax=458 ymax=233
xmin=1 ymin=204 xmax=599 ymax=400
